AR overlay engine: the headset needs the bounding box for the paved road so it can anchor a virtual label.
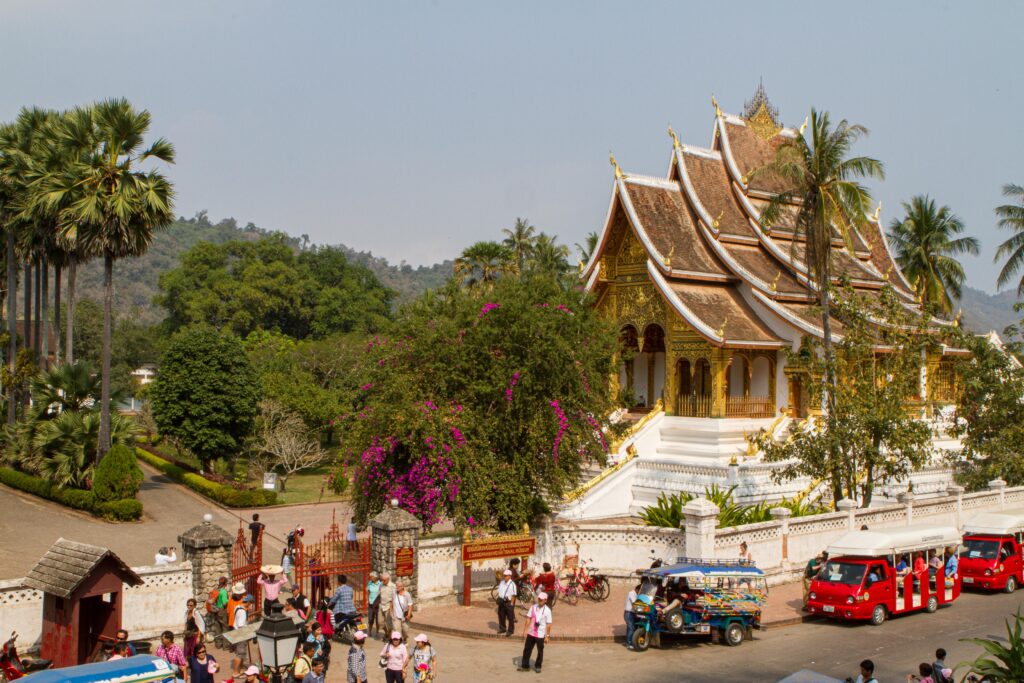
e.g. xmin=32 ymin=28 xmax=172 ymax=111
xmin=323 ymin=589 xmax=1023 ymax=683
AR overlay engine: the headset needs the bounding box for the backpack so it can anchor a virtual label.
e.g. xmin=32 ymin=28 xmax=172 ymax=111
xmin=205 ymin=588 xmax=220 ymax=614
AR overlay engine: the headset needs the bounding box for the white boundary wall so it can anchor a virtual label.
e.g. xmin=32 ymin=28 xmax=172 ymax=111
xmin=0 ymin=563 xmax=192 ymax=650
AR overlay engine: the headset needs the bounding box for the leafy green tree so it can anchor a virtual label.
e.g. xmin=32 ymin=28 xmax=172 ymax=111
xmin=888 ymin=195 xmax=978 ymax=314
xmin=756 ymin=109 xmax=884 ymax=397
xmin=92 ymin=443 xmax=144 ymax=501
xmin=529 ymin=233 xmax=571 ymax=281
xmin=44 ymin=99 xmax=175 ymax=458
xmin=995 ymin=184 xmax=1024 ymax=295
xmin=949 ymin=329 xmax=1024 ymax=489
xmin=341 ymin=274 xmax=620 ymax=530
xmin=501 ymin=217 xmax=536 ymax=274
xmin=959 ymin=609 xmax=1024 ymax=682
xmin=156 ymin=236 xmax=391 ymax=338
xmin=453 ymin=241 xmax=512 ymax=289
xmin=756 ymin=286 xmax=934 ymax=505
xmin=149 ymin=325 xmax=261 ymax=472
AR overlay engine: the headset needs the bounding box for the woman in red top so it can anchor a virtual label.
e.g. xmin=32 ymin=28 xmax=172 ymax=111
xmin=533 ymin=563 xmax=558 ymax=609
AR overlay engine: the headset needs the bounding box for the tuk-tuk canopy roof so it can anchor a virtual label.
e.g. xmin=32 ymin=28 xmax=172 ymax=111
xmin=26 ymin=656 xmax=174 ymax=683
xmin=827 ymin=525 xmax=961 ymax=557
xmin=963 ymin=510 xmax=1024 ymax=536
xmin=643 ymin=558 xmax=765 ymax=580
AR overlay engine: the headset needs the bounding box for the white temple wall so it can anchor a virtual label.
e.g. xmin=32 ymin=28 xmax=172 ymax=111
xmin=751 ymin=356 xmax=771 ymax=396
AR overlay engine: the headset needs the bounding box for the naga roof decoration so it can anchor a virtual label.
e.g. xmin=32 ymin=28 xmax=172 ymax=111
xmin=586 ymin=86 xmax=953 ymax=351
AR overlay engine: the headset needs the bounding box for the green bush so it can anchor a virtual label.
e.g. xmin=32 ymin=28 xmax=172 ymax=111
xmin=93 ymin=444 xmax=145 ymax=502
xmin=640 ymin=485 xmax=828 ymax=529
xmin=97 ymin=498 xmax=144 ymax=521
xmin=136 ymin=448 xmax=277 ymax=507
xmin=0 ymin=466 xmax=140 ymax=520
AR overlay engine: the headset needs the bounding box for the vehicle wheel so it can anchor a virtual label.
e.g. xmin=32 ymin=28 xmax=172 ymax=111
xmin=565 ymin=586 xmax=579 ymax=606
xmin=490 ymin=584 xmax=499 ymax=601
xmin=521 ymin=583 xmax=536 ymax=605
xmin=595 ymin=577 xmax=611 ymax=601
xmin=1005 ymin=576 xmax=1017 ymax=593
xmin=926 ymin=596 xmax=938 ymax=613
xmin=664 ymin=609 xmax=684 ymax=632
xmin=631 ymin=629 xmax=650 ymax=652
xmin=870 ymin=604 xmax=887 ymax=626
xmin=723 ymin=622 xmax=744 ymax=647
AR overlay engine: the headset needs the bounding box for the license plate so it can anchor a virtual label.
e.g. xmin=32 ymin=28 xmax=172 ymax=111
xmin=963 ymin=577 xmax=974 ymax=583
xmin=823 ymin=605 xmax=835 ymax=613
xmin=696 ymin=623 xmax=710 ymax=633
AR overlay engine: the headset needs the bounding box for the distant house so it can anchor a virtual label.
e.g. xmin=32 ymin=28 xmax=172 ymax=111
xmin=131 ymin=364 xmax=157 ymax=385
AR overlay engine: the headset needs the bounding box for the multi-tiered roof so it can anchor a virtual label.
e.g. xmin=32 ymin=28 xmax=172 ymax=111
xmin=584 ymin=88 xmax=936 ymax=349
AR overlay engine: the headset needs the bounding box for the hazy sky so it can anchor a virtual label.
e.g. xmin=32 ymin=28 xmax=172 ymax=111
xmin=1 ymin=1 xmax=1020 ymax=292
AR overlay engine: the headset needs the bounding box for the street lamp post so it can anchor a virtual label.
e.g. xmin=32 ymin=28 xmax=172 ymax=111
xmin=255 ymin=603 xmax=302 ymax=683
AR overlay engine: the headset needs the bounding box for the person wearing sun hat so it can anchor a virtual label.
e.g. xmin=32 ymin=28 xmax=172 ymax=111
xmin=243 ymin=665 xmax=260 ymax=683
xmin=346 ymin=630 xmax=367 ymax=683
xmin=410 ymin=634 xmax=437 ymax=683
xmin=496 ymin=568 xmax=517 ymax=636
xmin=379 ymin=631 xmax=408 ymax=683
xmin=519 ymin=592 xmax=553 ymax=673
xmin=257 ymin=564 xmax=287 ymax=616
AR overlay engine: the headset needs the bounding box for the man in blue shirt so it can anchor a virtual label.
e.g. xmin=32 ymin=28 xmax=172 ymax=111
xmin=945 ymin=549 xmax=959 ymax=578
xmin=329 ymin=574 xmax=356 ymax=620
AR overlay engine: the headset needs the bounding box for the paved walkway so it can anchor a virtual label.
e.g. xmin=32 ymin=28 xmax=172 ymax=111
xmin=412 ymin=581 xmax=806 ymax=642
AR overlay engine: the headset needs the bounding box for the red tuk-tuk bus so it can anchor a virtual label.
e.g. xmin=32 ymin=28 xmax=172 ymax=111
xmin=961 ymin=510 xmax=1024 ymax=592
xmin=806 ymin=525 xmax=961 ymax=625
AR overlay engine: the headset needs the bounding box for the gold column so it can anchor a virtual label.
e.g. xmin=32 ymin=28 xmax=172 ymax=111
xmin=664 ymin=346 xmax=679 ymax=415
xmin=710 ymin=347 xmax=732 ymax=418
xmin=646 ymin=352 xmax=656 ymax=407
xmin=925 ymin=351 xmax=940 ymax=402
xmin=609 ymin=351 xmax=621 ymax=403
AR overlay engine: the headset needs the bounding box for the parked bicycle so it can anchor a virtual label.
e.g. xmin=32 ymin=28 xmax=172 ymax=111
xmin=489 ymin=570 xmax=537 ymax=613
xmin=574 ymin=558 xmax=611 ymax=602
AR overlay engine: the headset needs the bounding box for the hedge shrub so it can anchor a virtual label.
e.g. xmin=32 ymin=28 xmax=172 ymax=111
xmin=93 ymin=444 xmax=145 ymax=502
xmin=136 ymin=448 xmax=277 ymax=507
xmin=0 ymin=467 xmax=142 ymax=520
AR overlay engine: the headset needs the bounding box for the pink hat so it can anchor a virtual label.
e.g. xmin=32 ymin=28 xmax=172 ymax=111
xmin=353 ymin=630 xmax=366 ymax=641
xmin=390 ymin=631 xmax=402 ymax=640
xmin=538 ymin=592 xmax=548 ymax=600
xmin=244 ymin=666 xmax=260 ymax=676
xmin=414 ymin=633 xmax=428 ymax=643
xmin=503 ymin=569 xmax=512 ymax=576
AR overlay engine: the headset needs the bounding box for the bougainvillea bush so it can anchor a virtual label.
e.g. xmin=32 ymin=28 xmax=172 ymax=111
xmin=338 ymin=275 xmax=621 ymax=531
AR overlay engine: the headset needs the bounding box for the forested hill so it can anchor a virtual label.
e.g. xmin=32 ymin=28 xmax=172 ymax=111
xmin=76 ymin=212 xmax=454 ymax=324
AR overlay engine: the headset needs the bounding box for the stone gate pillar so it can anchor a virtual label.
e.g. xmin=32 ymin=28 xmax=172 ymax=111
xmin=179 ymin=514 xmax=234 ymax=602
xmin=682 ymin=498 xmax=720 ymax=559
xmin=371 ymin=501 xmax=423 ymax=600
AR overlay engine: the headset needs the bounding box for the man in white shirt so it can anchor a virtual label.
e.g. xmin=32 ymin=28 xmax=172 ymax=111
xmin=624 ymin=584 xmax=639 ymax=649
xmin=519 ymin=592 xmax=553 ymax=673
xmin=154 ymin=546 xmax=177 ymax=566
xmin=496 ymin=569 xmax=517 ymax=636
xmin=392 ymin=581 xmax=413 ymax=643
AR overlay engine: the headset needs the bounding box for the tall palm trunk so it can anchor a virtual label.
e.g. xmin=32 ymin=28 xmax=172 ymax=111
xmin=22 ymin=261 xmax=31 ymax=354
xmin=6 ymin=231 xmax=15 ymax=425
xmin=53 ymin=265 xmax=61 ymax=364
xmin=34 ymin=258 xmax=42 ymax=362
xmin=98 ymin=249 xmax=113 ymax=461
xmin=65 ymin=253 xmax=75 ymax=364
xmin=40 ymin=261 xmax=48 ymax=370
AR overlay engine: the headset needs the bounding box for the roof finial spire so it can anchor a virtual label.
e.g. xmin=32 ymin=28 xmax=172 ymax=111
xmin=609 ymin=151 xmax=624 ymax=180
xmin=799 ymin=116 xmax=808 ymax=135
xmin=668 ymin=124 xmax=681 ymax=150
xmin=711 ymin=95 xmax=722 ymax=118
xmin=873 ymin=201 xmax=882 ymax=222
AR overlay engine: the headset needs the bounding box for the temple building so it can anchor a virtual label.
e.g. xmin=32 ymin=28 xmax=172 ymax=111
xmin=565 ymin=87 xmax=963 ymax=519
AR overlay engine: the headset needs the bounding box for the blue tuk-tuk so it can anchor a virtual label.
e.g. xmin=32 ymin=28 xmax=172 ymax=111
xmin=21 ymin=656 xmax=178 ymax=683
xmin=631 ymin=558 xmax=767 ymax=650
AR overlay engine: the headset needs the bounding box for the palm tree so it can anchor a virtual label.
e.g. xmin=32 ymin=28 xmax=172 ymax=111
xmin=501 ymin=217 xmax=536 ymax=274
xmin=995 ymin=184 xmax=1024 ymax=295
xmin=33 ymin=409 xmax=137 ymax=487
xmin=453 ymin=241 xmax=512 ymax=288
xmin=575 ymin=231 xmax=599 ymax=267
xmin=43 ymin=99 xmax=174 ymax=459
xmin=887 ymin=195 xmax=978 ymax=314
xmin=0 ymin=121 xmax=19 ymax=424
xmin=756 ymin=109 xmax=884 ymax=392
xmin=531 ymin=233 xmax=571 ymax=280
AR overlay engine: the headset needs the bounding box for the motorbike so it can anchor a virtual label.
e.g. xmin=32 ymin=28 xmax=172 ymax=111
xmin=1 ymin=632 xmax=51 ymax=682
xmin=330 ymin=611 xmax=366 ymax=643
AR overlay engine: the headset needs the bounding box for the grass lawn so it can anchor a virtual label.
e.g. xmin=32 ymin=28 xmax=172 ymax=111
xmin=274 ymin=465 xmax=347 ymax=505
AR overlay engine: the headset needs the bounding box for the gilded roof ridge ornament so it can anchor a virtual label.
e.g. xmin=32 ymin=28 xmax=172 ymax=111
xmin=609 ymin=151 xmax=624 ymax=180
xmin=717 ymin=317 xmax=728 ymax=338
xmin=662 ymin=244 xmax=675 ymax=268
xmin=799 ymin=116 xmax=808 ymax=135
xmin=770 ymin=271 xmax=781 ymax=292
xmin=883 ymin=265 xmax=893 ymax=282
xmin=668 ymin=124 xmax=681 ymax=150
xmin=711 ymin=95 xmax=722 ymax=118
xmin=953 ymin=309 xmax=962 ymax=327
xmin=872 ymin=201 xmax=882 ymax=222
xmin=712 ymin=210 xmax=724 ymax=229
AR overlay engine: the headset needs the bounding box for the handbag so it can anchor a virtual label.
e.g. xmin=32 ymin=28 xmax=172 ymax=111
xmin=378 ymin=644 xmax=390 ymax=669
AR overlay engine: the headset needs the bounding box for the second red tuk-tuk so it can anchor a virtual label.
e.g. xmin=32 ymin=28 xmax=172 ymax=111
xmin=806 ymin=525 xmax=961 ymax=625
xmin=961 ymin=510 xmax=1024 ymax=592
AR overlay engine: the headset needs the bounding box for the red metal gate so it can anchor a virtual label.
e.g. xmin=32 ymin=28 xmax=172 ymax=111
xmin=232 ymin=521 xmax=263 ymax=613
xmin=294 ymin=510 xmax=371 ymax=612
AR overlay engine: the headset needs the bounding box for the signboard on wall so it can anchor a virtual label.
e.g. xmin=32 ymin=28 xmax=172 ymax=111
xmin=461 ymin=536 xmax=536 ymax=564
xmin=395 ymin=547 xmax=414 ymax=577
